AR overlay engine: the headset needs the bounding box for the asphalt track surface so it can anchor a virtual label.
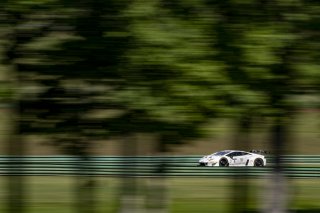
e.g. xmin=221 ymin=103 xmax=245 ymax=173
xmin=0 ymin=156 xmax=319 ymax=178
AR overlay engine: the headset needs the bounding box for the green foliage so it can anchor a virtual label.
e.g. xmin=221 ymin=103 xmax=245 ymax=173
xmin=0 ymin=0 xmax=319 ymax=154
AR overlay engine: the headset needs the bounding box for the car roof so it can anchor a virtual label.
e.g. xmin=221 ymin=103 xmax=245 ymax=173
xmin=222 ymin=150 xmax=248 ymax=152
xmin=209 ymin=150 xmax=254 ymax=156
xmin=218 ymin=150 xmax=253 ymax=154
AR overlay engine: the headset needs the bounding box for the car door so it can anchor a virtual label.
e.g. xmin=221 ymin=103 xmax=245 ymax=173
xmin=238 ymin=152 xmax=250 ymax=166
xmin=232 ymin=152 xmax=243 ymax=165
xmin=227 ymin=152 xmax=241 ymax=166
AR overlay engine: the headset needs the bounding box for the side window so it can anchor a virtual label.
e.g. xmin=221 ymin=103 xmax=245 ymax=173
xmin=227 ymin=152 xmax=235 ymax=158
xmin=234 ymin=152 xmax=241 ymax=156
xmin=240 ymin=152 xmax=249 ymax=156
xmin=227 ymin=152 xmax=241 ymax=158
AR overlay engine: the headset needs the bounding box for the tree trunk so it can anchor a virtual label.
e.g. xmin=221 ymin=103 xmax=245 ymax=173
xmin=262 ymin=116 xmax=289 ymax=213
xmin=230 ymin=114 xmax=251 ymax=213
xmin=118 ymin=135 xmax=145 ymax=213
xmin=7 ymin=107 xmax=26 ymax=213
xmin=74 ymin=155 xmax=96 ymax=213
xmin=144 ymin=137 xmax=168 ymax=213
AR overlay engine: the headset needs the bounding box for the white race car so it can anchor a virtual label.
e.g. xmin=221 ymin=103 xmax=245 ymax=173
xmin=198 ymin=150 xmax=267 ymax=167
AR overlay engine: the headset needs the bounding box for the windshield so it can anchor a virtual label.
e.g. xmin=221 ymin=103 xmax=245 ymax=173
xmin=212 ymin=151 xmax=230 ymax=156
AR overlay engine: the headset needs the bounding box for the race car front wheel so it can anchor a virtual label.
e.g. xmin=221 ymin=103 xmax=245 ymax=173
xmin=219 ymin=158 xmax=229 ymax=167
xmin=254 ymin=158 xmax=264 ymax=167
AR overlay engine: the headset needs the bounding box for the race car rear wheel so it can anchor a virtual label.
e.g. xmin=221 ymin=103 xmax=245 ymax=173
xmin=254 ymin=158 xmax=264 ymax=167
xmin=219 ymin=158 xmax=229 ymax=167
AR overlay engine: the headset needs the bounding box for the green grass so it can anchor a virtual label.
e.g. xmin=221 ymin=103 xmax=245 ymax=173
xmin=0 ymin=176 xmax=120 ymax=213
xmin=1 ymin=176 xmax=320 ymax=213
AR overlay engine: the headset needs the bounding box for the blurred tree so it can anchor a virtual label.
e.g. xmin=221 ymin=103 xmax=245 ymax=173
xmin=0 ymin=1 xmax=57 ymax=213
xmin=1 ymin=0 xmax=209 ymax=212
xmin=173 ymin=0 xmax=320 ymax=212
xmin=1 ymin=1 xmax=319 ymax=213
xmin=205 ymin=1 xmax=320 ymax=212
xmin=200 ymin=1 xmax=267 ymax=212
xmin=257 ymin=1 xmax=320 ymax=212
xmin=116 ymin=1 xmax=223 ymax=211
xmin=13 ymin=0 xmax=131 ymax=212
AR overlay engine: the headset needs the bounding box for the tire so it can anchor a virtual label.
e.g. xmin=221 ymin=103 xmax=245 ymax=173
xmin=219 ymin=158 xmax=229 ymax=167
xmin=254 ymin=158 xmax=264 ymax=167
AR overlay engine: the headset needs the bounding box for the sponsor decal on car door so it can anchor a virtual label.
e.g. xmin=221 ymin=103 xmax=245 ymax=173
xmin=234 ymin=152 xmax=245 ymax=165
xmin=231 ymin=154 xmax=239 ymax=165
xmin=234 ymin=156 xmax=243 ymax=165
xmin=239 ymin=157 xmax=245 ymax=165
